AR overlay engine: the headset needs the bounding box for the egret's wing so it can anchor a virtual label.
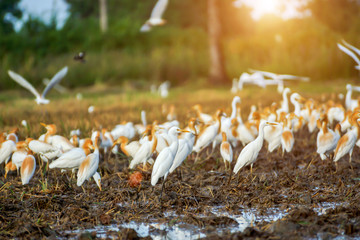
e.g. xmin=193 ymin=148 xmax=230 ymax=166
xmin=150 ymin=0 xmax=168 ymax=19
xmin=278 ymin=74 xmax=310 ymax=81
xmin=249 ymin=69 xmax=277 ymax=79
xmin=337 ymin=43 xmax=360 ymax=65
xmin=341 ymin=40 xmax=360 ymax=56
xmin=140 ymin=23 xmax=152 ymax=32
xmin=42 ymin=66 xmax=68 ymax=98
xmin=43 ymin=78 xmax=68 ymax=93
xmin=8 ymin=70 xmax=40 ymax=98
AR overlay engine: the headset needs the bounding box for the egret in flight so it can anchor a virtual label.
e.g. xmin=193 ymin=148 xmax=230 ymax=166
xmin=140 ymin=0 xmax=168 ymax=32
xmin=8 ymin=66 xmax=68 ymax=105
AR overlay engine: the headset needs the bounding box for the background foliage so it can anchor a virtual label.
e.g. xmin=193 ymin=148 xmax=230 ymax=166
xmin=1 ymin=0 xmax=360 ymax=90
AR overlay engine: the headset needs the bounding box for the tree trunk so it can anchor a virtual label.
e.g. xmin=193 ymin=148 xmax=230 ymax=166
xmin=99 ymin=0 xmax=108 ymax=33
xmin=208 ymin=0 xmax=228 ymax=85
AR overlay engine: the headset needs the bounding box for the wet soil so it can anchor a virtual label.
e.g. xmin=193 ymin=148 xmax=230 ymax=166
xmin=1 ymin=128 xmax=360 ymax=239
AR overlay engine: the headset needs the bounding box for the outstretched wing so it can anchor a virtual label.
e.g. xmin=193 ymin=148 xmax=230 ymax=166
xmin=337 ymin=43 xmax=360 ymax=66
xmin=150 ymin=0 xmax=168 ymax=19
xmin=341 ymin=40 xmax=360 ymax=56
xmin=42 ymin=66 xmax=68 ymax=98
xmin=8 ymin=70 xmax=40 ymax=98
xmin=140 ymin=22 xmax=152 ymax=32
xmin=250 ymin=69 xmax=277 ymax=79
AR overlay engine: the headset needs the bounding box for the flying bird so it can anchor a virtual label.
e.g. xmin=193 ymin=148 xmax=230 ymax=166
xmin=337 ymin=42 xmax=360 ymax=71
xmin=8 ymin=66 xmax=68 ymax=105
xmin=74 ymin=51 xmax=86 ymax=63
xmin=140 ymin=0 xmax=169 ymax=32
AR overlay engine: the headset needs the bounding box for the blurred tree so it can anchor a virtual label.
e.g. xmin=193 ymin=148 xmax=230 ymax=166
xmin=0 ymin=0 xmax=22 ymax=34
xmin=64 ymin=0 xmax=99 ymax=19
xmin=99 ymin=0 xmax=108 ymax=32
xmin=208 ymin=0 xmax=228 ymax=84
xmin=306 ymin=0 xmax=360 ymax=32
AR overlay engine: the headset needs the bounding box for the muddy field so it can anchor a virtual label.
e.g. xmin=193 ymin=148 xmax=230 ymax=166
xmin=1 ymin=88 xmax=360 ymax=239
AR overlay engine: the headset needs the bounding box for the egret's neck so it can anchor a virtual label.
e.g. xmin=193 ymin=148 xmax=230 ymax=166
xmin=292 ymin=100 xmax=301 ymax=116
xmin=345 ymin=88 xmax=352 ymax=110
xmin=282 ymin=91 xmax=289 ymax=113
xmin=120 ymin=142 xmax=130 ymax=156
xmin=141 ymin=111 xmax=147 ymax=126
xmin=230 ymin=100 xmax=238 ymax=120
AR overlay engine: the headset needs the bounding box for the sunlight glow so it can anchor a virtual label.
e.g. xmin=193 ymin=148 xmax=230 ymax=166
xmin=234 ymin=0 xmax=309 ymax=20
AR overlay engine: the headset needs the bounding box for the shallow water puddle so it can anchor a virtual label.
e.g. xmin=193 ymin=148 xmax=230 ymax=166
xmin=64 ymin=201 xmax=348 ymax=239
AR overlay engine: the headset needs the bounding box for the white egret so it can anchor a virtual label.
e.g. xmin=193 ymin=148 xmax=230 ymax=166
xmin=8 ymin=66 xmax=68 ymax=105
xmin=316 ymin=120 xmax=340 ymax=160
xmin=337 ymin=43 xmax=360 ymax=71
xmin=333 ymin=112 xmax=360 ymax=170
xmin=233 ymin=121 xmax=279 ymax=175
xmin=140 ymin=0 xmax=168 ymax=32
xmin=20 ymin=155 xmax=36 ymax=185
xmin=169 ymin=118 xmax=197 ymax=174
xmin=77 ymin=135 xmax=101 ymax=191
xmin=220 ymin=132 xmax=233 ymax=170
xmin=151 ymin=127 xmax=181 ymax=199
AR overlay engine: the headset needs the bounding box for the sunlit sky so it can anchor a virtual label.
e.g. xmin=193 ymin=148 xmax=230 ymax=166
xmin=9 ymin=0 xmax=307 ymax=31
xmin=234 ymin=0 xmax=309 ymax=20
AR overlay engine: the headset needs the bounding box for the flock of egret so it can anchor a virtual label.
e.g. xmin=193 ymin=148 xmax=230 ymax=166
xmin=1 ymin=80 xmax=360 ymax=198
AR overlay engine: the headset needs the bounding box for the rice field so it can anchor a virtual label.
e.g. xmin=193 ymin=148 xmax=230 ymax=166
xmin=1 ymin=81 xmax=360 ymax=239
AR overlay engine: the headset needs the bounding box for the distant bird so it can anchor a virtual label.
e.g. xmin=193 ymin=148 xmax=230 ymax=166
xmin=220 ymin=132 xmax=233 ymax=170
xmin=140 ymin=0 xmax=168 ymax=32
xmin=8 ymin=66 xmax=68 ymax=105
xmin=158 ymin=81 xmax=170 ymax=98
xmin=74 ymin=51 xmax=86 ymax=63
xmin=337 ymin=42 xmax=360 ymax=72
xmin=233 ymin=121 xmax=279 ymax=175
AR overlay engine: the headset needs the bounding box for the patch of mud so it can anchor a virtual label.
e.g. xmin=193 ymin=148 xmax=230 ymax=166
xmin=1 ymin=115 xmax=360 ymax=239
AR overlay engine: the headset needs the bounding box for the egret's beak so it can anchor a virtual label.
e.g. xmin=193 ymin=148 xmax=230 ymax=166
xmin=180 ymin=129 xmax=190 ymax=133
xmin=98 ymin=180 xmax=102 ymax=191
xmin=266 ymin=122 xmax=279 ymax=126
xmin=298 ymin=97 xmax=306 ymax=104
xmin=40 ymin=123 xmax=47 ymax=127
xmin=4 ymin=170 xmax=8 ymax=179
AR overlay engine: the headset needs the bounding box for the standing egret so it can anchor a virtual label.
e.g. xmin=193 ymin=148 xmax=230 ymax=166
xmin=0 ymin=139 xmax=17 ymax=165
xmin=316 ymin=120 xmax=340 ymax=160
xmin=77 ymin=134 xmax=101 ymax=191
xmin=129 ymin=126 xmax=157 ymax=169
xmin=112 ymin=136 xmax=141 ymax=158
xmin=20 ymin=155 xmax=36 ymax=185
xmin=49 ymin=140 xmax=94 ymax=171
xmin=220 ymin=132 xmax=233 ymax=171
xmin=333 ymin=112 xmax=360 ymax=171
xmin=193 ymin=109 xmax=224 ymax=156
xmin=233 ymin=121 xmax=279 ymax=175
xmin=8 ymin=66 xmax=68 ymax=105
xmin=151 ymin=127 xmax=181 ymax=199
xmin=169 ymin=118 xmax=197 ymax=174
